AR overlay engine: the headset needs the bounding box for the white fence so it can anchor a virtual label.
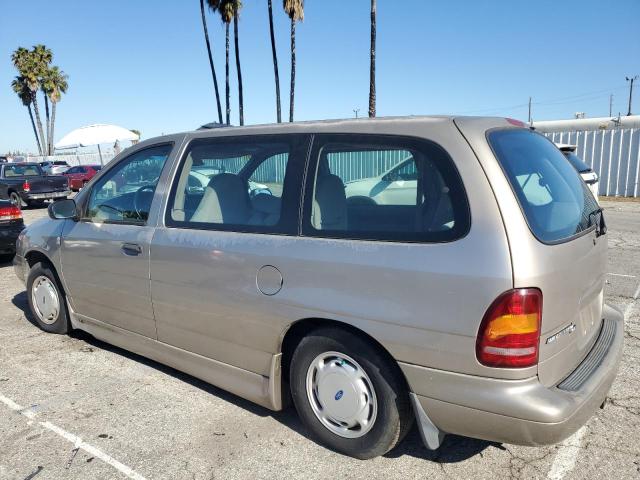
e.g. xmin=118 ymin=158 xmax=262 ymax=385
xmin=544 ymin=128 xmax=640 ymax=197
xmin=26 ymin=152 xmax=117 ymax=166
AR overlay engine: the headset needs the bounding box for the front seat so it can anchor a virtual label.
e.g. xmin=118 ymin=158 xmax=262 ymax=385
xmin=191 ymin=173 xmax=251 ymax=224
xmin=312 ymin=174 xmax=347 ymax=230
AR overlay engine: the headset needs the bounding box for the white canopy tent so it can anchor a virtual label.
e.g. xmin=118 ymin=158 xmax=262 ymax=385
xmin=54 ymin=124 xmax=140 ymax=164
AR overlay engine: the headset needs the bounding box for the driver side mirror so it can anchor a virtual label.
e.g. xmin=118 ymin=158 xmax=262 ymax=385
xmin=48 ymin=199 xmax=79 ymax=220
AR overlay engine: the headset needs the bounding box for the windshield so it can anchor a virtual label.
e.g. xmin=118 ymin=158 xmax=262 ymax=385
xmin=489 ymin=129 xmax=599 ymax=243
xmin=3 ymin=164 xmax=42 ymax=177
xmin=563 ymin=152 xmax=592 ymax=173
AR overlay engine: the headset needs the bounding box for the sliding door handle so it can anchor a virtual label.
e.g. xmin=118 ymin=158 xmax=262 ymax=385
xmin=121 ymin=243 xmax=142 ymax=256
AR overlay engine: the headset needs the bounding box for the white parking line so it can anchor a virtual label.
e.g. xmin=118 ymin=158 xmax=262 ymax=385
xmin=607 ymin=273 xmax=637 ymax=278
xmin=546 ymin=426 xmax=587 ymax=480
xmin=0 ymin=393 xmax=147 ymax=480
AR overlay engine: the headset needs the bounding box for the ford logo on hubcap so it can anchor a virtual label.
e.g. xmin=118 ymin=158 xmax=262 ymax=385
xmin=334 ymin=390 xmax=344 ymax=401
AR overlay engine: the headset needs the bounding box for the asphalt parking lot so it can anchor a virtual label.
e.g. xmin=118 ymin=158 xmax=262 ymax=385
xmin=1 ymin=200 xmax=639 ymax=480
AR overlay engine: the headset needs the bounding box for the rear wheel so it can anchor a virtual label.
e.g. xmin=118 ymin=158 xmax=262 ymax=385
xmin=290 ymin=327 xmax=413 ymax=459
xmin=9 ymin=192 xmax=23 ymax=209
xmin=26 ymin=261 xmax=70 ymax=334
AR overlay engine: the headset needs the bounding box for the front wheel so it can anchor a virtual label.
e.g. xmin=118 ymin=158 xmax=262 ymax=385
xmin=290 ymin=327 xmax=413 ymax=459
xmin=26 ymin=262 xmax=70 ymax=334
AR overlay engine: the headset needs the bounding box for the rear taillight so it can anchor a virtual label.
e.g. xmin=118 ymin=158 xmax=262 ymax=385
xmin=0 ymin=204 xmax=22 ymax=221
xmin=22 ymin=180 xmax=30 ymax=192
xmin=476 ymin=288 xmax=542 ymax=368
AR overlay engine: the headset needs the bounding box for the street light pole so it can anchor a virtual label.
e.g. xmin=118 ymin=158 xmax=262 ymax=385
xmin=626 ymin=75 xmax=638 ymax=116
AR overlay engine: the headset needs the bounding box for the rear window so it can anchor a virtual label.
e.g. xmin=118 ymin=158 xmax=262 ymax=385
xmin=3 ymin=164 xmax=42 ymax=177
xmin=564 ymin=152 xmax=591 ymax=173
xmin=488 ymin=129 xmax=599 ymax=243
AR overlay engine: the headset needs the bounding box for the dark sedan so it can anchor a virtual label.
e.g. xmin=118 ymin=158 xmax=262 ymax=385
xmin=0 ymin=200 xmax=24 ymax=262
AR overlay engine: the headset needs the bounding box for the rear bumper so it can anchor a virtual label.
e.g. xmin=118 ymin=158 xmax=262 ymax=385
xmin=401 ymin=303 xmax=623 ymax=447
xmin=0 ymin=223 xmax=24 ymax=255
xmin=22 ymin=190 xmax=71 ymax=201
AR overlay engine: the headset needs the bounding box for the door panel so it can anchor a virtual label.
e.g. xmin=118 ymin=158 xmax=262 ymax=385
xmin=61 ymin=221 xmax=156 ymax=338
xmin=150 ymin=134 xmax=308 ymax=374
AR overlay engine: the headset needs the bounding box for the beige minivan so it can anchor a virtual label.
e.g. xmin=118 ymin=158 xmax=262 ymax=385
xmin=14 ymin=116 xmax=623 ymax=459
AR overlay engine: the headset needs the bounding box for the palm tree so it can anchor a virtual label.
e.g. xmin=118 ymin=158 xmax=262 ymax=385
xmin=43 ymin=67 xmax=68 ymax=155
xmin=201 ymin=0 xmax=223 ymax=124
xmin=268 ymin=0 xmax=282 ymax=122
xmin=283 ymin=0 xmax=304 ymax=122
xmin=11 ymin=47 xmax=47 ymax=153
xmin=33 ymin=45 xmax=54 ymax=153
xmin=233 ymin=1 xmax=244 ymax=126
xmin=11 ymin=76 xmax=43 ymax=154
xmin=218 ymin=0 xmax=235 ymax=125
xmin=368 ymin=0 xmax=376 ymax=118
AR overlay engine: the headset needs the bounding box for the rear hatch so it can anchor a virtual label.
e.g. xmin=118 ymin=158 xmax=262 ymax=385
xmin=484 ymin=127 xmax=606 ymax=386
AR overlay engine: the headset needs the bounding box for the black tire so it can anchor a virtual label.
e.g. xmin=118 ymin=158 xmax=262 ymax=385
xmin=290 ymin=327 xmax=413 ymax=459
xmin=26 ymin=261 xmax=70 ymax=334
xmin=9 ymin=191 xmax=23 ymax=209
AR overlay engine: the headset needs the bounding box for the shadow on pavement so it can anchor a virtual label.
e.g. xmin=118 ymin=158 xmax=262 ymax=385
xmin=11 ymin=290 xmax=495 ymax=463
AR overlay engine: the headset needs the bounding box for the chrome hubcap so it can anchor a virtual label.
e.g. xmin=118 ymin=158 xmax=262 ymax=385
xmin=31 ymin=276 xmax=60 ymax=325
xmin=305 ymin=351 xmax=377 ymax=438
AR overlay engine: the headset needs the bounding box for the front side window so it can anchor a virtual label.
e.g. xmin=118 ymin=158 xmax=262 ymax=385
xmin=167 ymin=135 xmax=307 ymax=233
xmin=488 ymin=129 xmax=599 ymax=243
xmin=85 ymin=144 xmax=172 ymax=224
xmin=304 ymin=135 xmax=469 ymax=242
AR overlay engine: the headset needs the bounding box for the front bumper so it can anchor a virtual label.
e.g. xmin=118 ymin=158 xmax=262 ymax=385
xmin=13 ymin=253 xmax=27 ymax=285
xmin=402 ymin=303 xmax=623 ymax=447
xmin=22 ymin=190 xmax=71 ymax=201
xmin=0 ymin=223 xmax=25 ymax=255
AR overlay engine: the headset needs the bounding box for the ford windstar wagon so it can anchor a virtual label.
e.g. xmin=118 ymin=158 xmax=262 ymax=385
xmin=14 ymin=116 xmax=622 ymax=459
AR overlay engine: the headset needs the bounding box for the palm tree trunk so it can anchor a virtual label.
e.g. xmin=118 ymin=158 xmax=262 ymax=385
xmin=44 ymin=95 xmax=51 ymax=154
xmin=31 ymin=92 xmax=47 ymax=156
xmin=368 ymin=0 xmax=376 ymax=118
xmin=225 ymin=22 xmax=231 ymax=125
xmin=27 ymin=104 xmax=43 ymax=155
xmin=268 ymin=0 xmax=281 ymax=123
xmin=289 ymin=18 xmax=296 ymax=123
xmin=50 ymin=101 xmax=57 ymax=154
xmin=200 ymin=0 xmax=223 ymax=124
xmin=233 ymin=16 xmax=244 ymax=126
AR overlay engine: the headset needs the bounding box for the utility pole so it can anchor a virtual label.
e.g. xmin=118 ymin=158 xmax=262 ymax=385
xmin=528 ymin=97 xmax=532 ymax=125
xmin=353 ymin=108 xmax=360 ymax=118
xmin=609 ymin=94 xmax=613 ymax=117
xmin=626 ymin=75 xmax=638 ymax=116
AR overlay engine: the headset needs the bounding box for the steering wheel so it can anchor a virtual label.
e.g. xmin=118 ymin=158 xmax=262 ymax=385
xmin=133 ymin=185 xmax=156 ymax=219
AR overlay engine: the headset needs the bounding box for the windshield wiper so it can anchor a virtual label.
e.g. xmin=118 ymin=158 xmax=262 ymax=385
xmin=588 ymin=207 xmax=607 ymax=237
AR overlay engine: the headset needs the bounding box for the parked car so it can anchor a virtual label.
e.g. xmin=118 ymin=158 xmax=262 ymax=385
xmin=63 ymin=165 xmax=102 ymax=191
xmin=14 ymin=117 xmax=621 ymax=459
xmin=0 ymin=156 xmax=8 ymax=164
xmin=0 ymin=199 xmax=24 ymax=262
xmin=555 ymin=143 xmax=599 ymax=201
xmin=0 ymin=163 xmax=71 ymax=209
xmin=40 ymin=160 xmax=71 ymax=175
xmin=344 ymin=156 xmax=420 ymax=206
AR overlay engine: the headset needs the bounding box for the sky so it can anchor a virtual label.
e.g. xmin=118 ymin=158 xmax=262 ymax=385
xmin=1 ymin=0 xmax=639 ymax=154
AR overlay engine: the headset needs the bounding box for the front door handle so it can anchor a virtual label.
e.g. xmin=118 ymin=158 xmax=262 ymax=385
xmin=121 ymin=243 xmax=142 ymax=256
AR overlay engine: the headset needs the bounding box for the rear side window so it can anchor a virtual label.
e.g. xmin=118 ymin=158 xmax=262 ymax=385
xmin=488 ymin=129 xmax=599 ymax=243
xmin=303 ymin=134 xmax=470 ymax=242
xmin=166 ymin=135 xmax=308 ymax=234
